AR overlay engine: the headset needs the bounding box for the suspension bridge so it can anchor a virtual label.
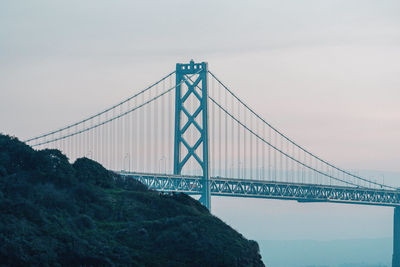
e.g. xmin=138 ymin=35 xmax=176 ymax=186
xmin=24 ymin=60 xmax=399 ymax=266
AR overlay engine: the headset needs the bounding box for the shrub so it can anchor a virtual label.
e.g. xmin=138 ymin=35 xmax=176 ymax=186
xmin=35 ymin=149 xmax=76 ymax=186
xmin=0 ymin=135 xmax=36 ymax=174
xmin=73 ymin=158 xmax=114 ymax=188
xmin=74 ymin=215 xmax=95 ymax=230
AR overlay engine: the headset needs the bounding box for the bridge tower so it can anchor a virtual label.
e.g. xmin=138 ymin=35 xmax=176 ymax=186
xmin=174 ymin=60 xmax=211 ymax=210
xmin=394 ymin=207 xmax=400 ymax=267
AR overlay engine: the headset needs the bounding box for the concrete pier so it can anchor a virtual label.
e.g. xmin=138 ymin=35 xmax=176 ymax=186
xmin=393 ymin=207 xmax=400 ymax=267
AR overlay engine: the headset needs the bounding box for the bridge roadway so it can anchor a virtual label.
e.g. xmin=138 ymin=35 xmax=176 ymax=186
xmin=118 ymin=172 xmax=400 ymax=207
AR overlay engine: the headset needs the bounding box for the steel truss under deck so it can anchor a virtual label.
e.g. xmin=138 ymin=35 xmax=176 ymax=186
xmin=118 ymin=172 xmax=400 ymax=207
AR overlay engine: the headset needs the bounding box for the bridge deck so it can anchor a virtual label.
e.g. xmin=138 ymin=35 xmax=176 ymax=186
xmin=118 ymin=172 xmax=400 ymax=207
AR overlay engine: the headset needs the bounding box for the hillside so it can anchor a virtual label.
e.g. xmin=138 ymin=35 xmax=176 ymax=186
xmin=0 ymin=134 xmax=264 ymax=266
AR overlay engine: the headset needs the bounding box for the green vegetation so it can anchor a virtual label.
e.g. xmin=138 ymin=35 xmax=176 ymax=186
xmin=0 ymin=134 xmax=263 ymax=266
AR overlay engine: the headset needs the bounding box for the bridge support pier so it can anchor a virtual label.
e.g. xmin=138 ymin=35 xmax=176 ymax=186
xmin=394 ymin=207 xmax=400 ymax=267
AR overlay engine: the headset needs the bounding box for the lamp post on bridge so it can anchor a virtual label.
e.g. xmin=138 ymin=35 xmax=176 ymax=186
xmin=124 ymin=153 xmax=130 ymax=172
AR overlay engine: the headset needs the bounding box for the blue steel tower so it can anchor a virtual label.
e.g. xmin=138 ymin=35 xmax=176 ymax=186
xmin=174 ymin=60 xmax=211 ymax=210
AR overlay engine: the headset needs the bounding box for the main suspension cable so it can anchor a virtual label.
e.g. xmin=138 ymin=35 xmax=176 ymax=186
xmin=208 ymin=71 xmax=396 ymax=190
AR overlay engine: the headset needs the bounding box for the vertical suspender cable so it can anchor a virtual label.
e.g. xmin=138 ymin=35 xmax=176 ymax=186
xmin=112 ymin=108 xmax=116 ymax=170
xmin=256 ymin=119 xmax=259 ymax=179
xmin=108 ymin=111 xmax=111 ymax=169
xmin=243 ymin=108 xmax=247 ymax=178
xmin=148 ymin=88 xmax=152 ymax=172
xmin=218 ymin=83 xmax=222 ymax=177
xmin=140 ymin=93 xmax=144 ymax=172
xmin=105 ymin=113 xmax=108 ymax=168
xmin=250 ymin=114 xmax=253 ymax=179
xmin=268 ymin=126 xmax=271 ymax=180
xmin=280 ymin=135 xmax=283 ymax=182
xmin=212 ymin=78 xmax=216 ymax=177
xmin=286 ymin=140 xmax=288 ymax=182
xmin=154 ymin=83 xmax=158 ymax=173
xmin=161 ymin=79 xmax=165 ymax=173
xmin=127 ymin=100 xmax=131 ymax=172
xmin=168 ymin=76 xmax=173 ymax=174
xmin=119 ymin=105 xmax=122 ymax=171
xmin=76 ymin=125 xmax=79 ymax=161
xmin=292 ymin=144 xmax=295 ymax=183
xmin=224 ymin=87 xmax=228 ymax=178
xmin=76 ymin=125 xmax=79 ymax=162
xmin=231 ymin=92 xmax=234 ymax=178
xmin=274 ymin=130 xmax=277 ymax=180
xmin=237 ymin=102 xmax=241 ymax=178
xmin=148 ymin=89 xmax=152 ymax=173
xmin=135 ymin=97 xmax=138 ymax=172
xmin=262 ymin=123 xmax=265 ymax=180
xmin=84 ymin=121 xmax=87 ymax=158
xmin=99 ymin=116 xmax=101 ymax=165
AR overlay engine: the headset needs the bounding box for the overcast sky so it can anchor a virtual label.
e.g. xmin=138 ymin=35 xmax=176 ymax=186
xmin=1 ymin=0 xmax=400 ymax=248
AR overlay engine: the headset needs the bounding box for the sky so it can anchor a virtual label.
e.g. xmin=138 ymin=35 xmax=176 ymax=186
xmin=1 ymin=0 xmax=400 ymax=261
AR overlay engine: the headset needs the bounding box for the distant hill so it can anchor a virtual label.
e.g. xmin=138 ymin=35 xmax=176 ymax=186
xmin=259 ymin=238 xmax=391 ymax=267
xmin=0 ymin=134 xmax=264 ymax=266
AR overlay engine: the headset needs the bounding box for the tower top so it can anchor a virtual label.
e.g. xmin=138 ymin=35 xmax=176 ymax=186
xmin=176 ymin=60 xmax=208 ymax=74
